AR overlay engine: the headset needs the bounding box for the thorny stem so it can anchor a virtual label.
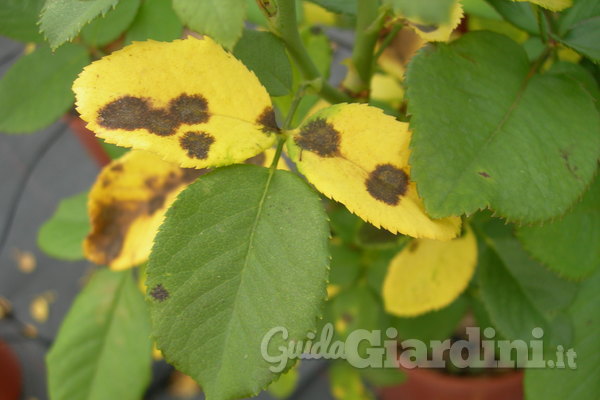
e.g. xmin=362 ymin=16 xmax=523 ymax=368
xmin=260 ymin=0 xmax=352 ymax=104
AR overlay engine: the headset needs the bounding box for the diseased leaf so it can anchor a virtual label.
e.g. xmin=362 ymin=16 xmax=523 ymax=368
xmin=287 ymin=103 xmax=461 ymax=240
xmin=124 ymin=0 xmax=183 ymax=43
xmin=172 ymin=0 xmax=245 ymax=49
xmin=233 ymin=29 xmax=292 ymax=97
xmin=0 ymin=0 xmax=45 ymax=42
xmin=406 ymin=31 xmax=600 ymax=223
xmin=85 ymin=150 xmax=205 ymax=270
xmin=478 ymin=220 xmax=578 ymax=345
xmin=47 ymin=269 xmax=152 ymax=400
xmin=386 ymin=0 xmax=455 ymax=25
xmin=525 ymin=268 xmax=600 ymax=400
xmin=147 ymin=165 xmax=330 ymax=400
xmin=73 ymin=37 xmax=278 ymax=169
xmin=40 ymin=0 xmax=121 ymax=49
xmin=38 ymin=192 xmax=89 ymax=261
xmin=383 ymin=228 xmax=477 ymax=317
xmin=0 ymin=44 xmax=90 ymax=134
xmin=330 ymin=361 xmax=374 ymax=400
xmin=390 ymin=0 xmax=464 ymax=42
xmin=517 ymin=175 xmax=600 ymax=280
xmin=80 ymin=0 xmax=141 ymax=47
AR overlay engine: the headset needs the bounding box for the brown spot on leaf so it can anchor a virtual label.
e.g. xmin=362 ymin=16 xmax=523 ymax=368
xmin=98 ymin=96 xmax=152 ymax=131
xmin=110 ymin=164 xmax=124 ymax=172
xmin=295 ymin=118 xmax=340 ymax=157
xmin=180 ymin=131 xmax=214 ymax=159
xmin=408 ymin=240 xmax=419 ymax=252
xmin=97 ymin=93 xmax=211 ymax=137
xmin=245 ymin=152 xmax=266 ymax=166
xmin=365 ymin=164 xmax=409 ymax=205
xmin=257 ymin=107 xmax=279 ymax=134
xmin=478 ymin=171 xmax=490 ymax=178
xmin=168 ymin=94 xmax=209 ymax=125
xmin=150 ymin=284 xmax=169 ymax=301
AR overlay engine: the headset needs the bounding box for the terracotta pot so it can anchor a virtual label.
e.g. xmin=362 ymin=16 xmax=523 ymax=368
xmin=0 ymin=340 xmax=22 ymax=400
xmin=63 ymin=113 xmax=111 ymax=167
xmin=378 ymin=367 xmax=523 ymax=400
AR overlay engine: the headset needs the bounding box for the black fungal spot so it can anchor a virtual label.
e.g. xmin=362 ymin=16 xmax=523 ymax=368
xmin=110 ymin=164 xmax=124 ymax=172
xmin=245 ymin=152 xmax=266 ymax=166
xmin=478 ymin=171 xmax=490 ymax=178
xmin=365 ymin=164 xmax=409 ymax=205
xmin=295 ymin=118 xmax=340 ymax=157
xmin=97 ymin=93 xmax=211 ymax=137
xmin=145 ymin=109 xmax=179 ymax=136
xmin=257 ymin=107 xmax=279 ymax=134
xmin=168 ymin=94 xmax=209 ymax=124
xmin=150 ymin=284 xmax=170 ymax=302
xmin=147 ymin=194 xmax=166 ymax=215
xmin=180 ymin=131 xmax=215 ymax=159
xmin=98 ymin=96 xmax=151 ymax=130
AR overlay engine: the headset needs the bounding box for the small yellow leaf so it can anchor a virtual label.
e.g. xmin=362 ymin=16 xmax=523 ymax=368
xmin=405 ymin=1 xmax=464 ymax=42
xmin=287 ymin=103 xmax=460 ymax=240
xmin=383 ymin=227 xmax=477 ymax=317
xmin=85 ymin=150 xmax=206 ymax=270
xmin=371 ymin=73 xmax=404 ymax=108
xmin=30 ymin=292 xmax=56 ymax=323
xmin=73 ymin=37 xmax=278 ymax=169
xmin=513 ymin=0 xmax=572 ymax=11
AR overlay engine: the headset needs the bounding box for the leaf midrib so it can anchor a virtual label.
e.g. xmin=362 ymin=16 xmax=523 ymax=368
xmin=211 ymin=166 xmax=278 ymax=392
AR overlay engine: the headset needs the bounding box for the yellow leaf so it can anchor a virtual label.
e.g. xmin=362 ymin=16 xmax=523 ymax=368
xmin=73 ymin=37 xmax=278 ymax=169
xmin=406 ymin=1 xmax=464 ymax=42
xmin=303 ymin=2 xmax=337 ymax=26
xmin=371 ymin=73 xmax=404 ymax=108
xmin=383 ymin=227 xmax=477 ymax=317
xmin=513 ymin=0 xmax=572 ymax=11
xmin=286 ymin=103 xmax=461 ymax=240
xmin=85 ymin=150 xmax=206 ymax=270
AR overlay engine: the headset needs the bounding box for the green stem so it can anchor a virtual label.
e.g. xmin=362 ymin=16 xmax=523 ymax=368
xmin=535 ymin=5 xmax=548 ymax=44
xmin=351 ymin=0 xmax=384 ymax=93
xmin=270 ymin=82 xmax=307 ymax=169
xmin=267 ymin=0 xmax=352 ymax=104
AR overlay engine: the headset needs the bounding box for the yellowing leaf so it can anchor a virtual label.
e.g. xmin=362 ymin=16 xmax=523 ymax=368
xmin=73 ymin=37 xmax=278 ymax=169
xmin=405 ymin=0 xmax=463 ymax=42
xmin=287 ymin=103 xmax=460 ymax=240
xmin=383 ymin=227 xmax=477 ymax=317
xmin=85 ymin=150 xmax=205 ymax=270
xmin=371 ymin=73 xmax=404 ymax=108
xmin=513 ymin=0 xmax=572 ymax=11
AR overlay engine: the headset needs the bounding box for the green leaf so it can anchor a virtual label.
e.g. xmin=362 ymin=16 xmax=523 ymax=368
xmin=525 ymin=268 xmax=600 ymax=400
xmin=462 ymin=0 xmax=502 ymax=20
xmin=517 ymin=175 xmax=600 ymax=280
xmin=485 ymin=0 xmax=539 ymax=34
xmin=306 ymin=0 xmax=357 ymax=15
xmin=0 ymin=0 xmax=45 ymax=42
xmin=477 ymin=220 xmax=578 ymax=345
xmin=385 ymin=0 xmax=455 ymax=25
xmin=558 ymin=0 xmax=600 ymax=34
xmin=0 ymin=44 xmax=90 ymax=134
xmin=47 ymin=269 xmax=152 ymax=400
xmin=391 ymin=294 xmax=468 ymax=343
xmin=80 ymin=0 xmax=140 ymax=47
xmin=124 ymin=0 xmax=183 ymax=44
xmin=147 ymin=164 xmax=330 ymax=400
xmin=40 ymin=0 xmax=121 ymax=49
xmin=560 ymin=16 xmax=600 ymax=61
xmin=38 ymin=192 xmax=89 ymax=261
xmin=406 ymin=31 xmax=600 ymax=223
xmin=172 ymin=0 xmax=246 ymax=49
xmin=233 ymin=29 xmax=293 ymax=97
